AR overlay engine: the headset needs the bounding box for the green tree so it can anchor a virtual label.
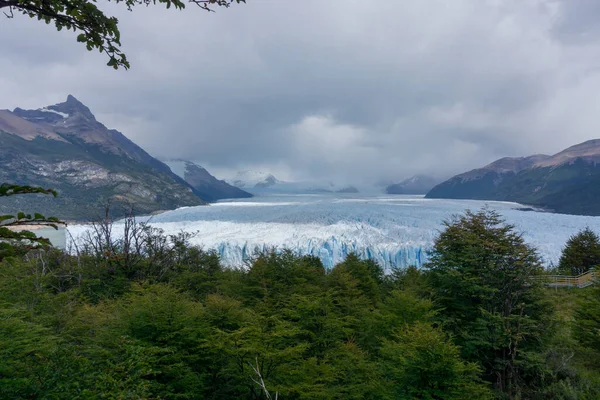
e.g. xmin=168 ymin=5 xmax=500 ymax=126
xmin=380 ymin=322 xmax=492 ymax=400
xmin=0 ymin=184 xmax=62 ymax=260
xmin=558 ymin=227 xmax=600 ymax=276
xmin=0 ymin=308 xmax=96 ymax=399
xmin=425 ymin=208 xmax=554 ymax=398
xmin=573 ymin=285 xmax=600 ymax=370
xmin=0 ymin=0 xmax=244 ymax=69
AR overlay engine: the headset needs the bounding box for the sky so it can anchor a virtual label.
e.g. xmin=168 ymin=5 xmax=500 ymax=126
xmin=1 ymin=0 xmax=600 ymax=184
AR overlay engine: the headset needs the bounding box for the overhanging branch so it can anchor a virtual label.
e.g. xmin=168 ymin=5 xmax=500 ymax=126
xmin=0 ymin=0 xmax=19 ymax=9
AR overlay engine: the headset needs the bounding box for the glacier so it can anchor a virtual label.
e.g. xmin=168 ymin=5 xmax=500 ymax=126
xmin=67 ymin=194 xmax=600 ymax=270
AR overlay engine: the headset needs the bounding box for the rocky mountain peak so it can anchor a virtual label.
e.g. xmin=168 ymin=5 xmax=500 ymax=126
xmin=12 ymin=94 xmax=97 ymax=125
xmin=0 ymin=98 xmax=205 ymax=220
xmin=49 ymin=94 xmax=96 ymax=121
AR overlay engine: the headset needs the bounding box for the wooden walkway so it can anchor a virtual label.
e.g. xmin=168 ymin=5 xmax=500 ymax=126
xmin=539 ymin=270 xmax=597 ymax=289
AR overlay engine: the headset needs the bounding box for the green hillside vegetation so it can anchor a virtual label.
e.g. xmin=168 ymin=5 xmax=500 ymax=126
xmin=1 ymin=209 xmax=599 ymax=399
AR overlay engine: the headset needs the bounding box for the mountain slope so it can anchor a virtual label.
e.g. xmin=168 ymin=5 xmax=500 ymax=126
xmin=426 ymin=140 xmax=600 ymax=215
xmin=165 ymin=160 xmax=252 ymax=202
xmin=0 ymin=95 xmax=204 ymax=220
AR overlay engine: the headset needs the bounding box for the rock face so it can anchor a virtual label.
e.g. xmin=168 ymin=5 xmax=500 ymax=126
xmin=164 ymin=160 xmax=252 ymax=202
xmin=386 ymin=175 xmax=441 ymax=195
xmin=0 ymin=95 xmax=204 ymax=220
xmin=426 ymin=139 xmax=600 ymax=216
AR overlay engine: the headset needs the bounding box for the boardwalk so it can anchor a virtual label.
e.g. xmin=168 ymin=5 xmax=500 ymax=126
xmin=540 ymin=270 xmax=597 ymax=289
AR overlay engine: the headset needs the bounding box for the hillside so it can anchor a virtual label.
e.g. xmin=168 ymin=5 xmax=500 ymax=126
xmin=0 ymin=95 xmax=204 ymax=220
xmin=426 ymin=140 xmax=600 ymax=215
xmin=165 ymin=160 xmax=252 ymax=202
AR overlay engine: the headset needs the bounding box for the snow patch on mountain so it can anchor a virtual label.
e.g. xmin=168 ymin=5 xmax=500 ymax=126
xmin=39 ymin=108 xmax=69 ymax=118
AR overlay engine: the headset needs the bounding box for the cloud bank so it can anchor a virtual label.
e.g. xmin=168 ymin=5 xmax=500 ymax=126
xmin=2 ymin=0 xmax=600 ymax=183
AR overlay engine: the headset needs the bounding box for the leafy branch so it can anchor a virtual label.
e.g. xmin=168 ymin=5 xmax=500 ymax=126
xmin=0 ymin=183 xmax=56 ymax=197
xmin=0 ymin=183 xmax=65 ymax=259
xmin=0 ymin=0 xmax=245 ymax=69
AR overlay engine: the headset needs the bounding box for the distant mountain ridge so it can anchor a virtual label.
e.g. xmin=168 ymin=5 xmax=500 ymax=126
xmin=227 ymin=171 xmax=280 ymax=189
xmin=0 ymin=95 xmax=204 ymax=220
xmin=426 ymin=139 xmax=600 ymax=216
xmin=226 ymin=171 xmax=366 ymax=195
xmin=386 ymin=175 xmax=441 ymax=195
xmin=165 ymin=160 xmax=252 ymax=202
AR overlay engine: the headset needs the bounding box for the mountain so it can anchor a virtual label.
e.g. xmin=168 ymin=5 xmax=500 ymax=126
xmin=0 ymin=95 xmax=204 ymax=220
xmin=164 ymin=160 xmax=252 ymax=202
xmin=426 ymin=155 xmax=550 ymax=200
xmin=336 ymin=186 xmax=360 ymax=194
xmin=226 ymin=172 xmax=367 ymax=195
xmin=386 ymin=175 xmax=441 ymax=195
xmin=227 ymin=171 xmax=280 ymax=189
xmin=426 ymin=139 xmax=600 ymax=216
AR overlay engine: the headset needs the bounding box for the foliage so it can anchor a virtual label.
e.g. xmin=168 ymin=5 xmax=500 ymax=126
xmin=0 ymin=207 xmax=598 ymax=398
xmin=558 ymin=227 xmax=600 ymax=275
xmin=425 ymin=208 xmax=556 ymax=398
xmin=573 ymin=285 xmax=600 ymax=370
xmin=0 ymin=183 xmax=62 ymax=260
xmin=0 ymin=0 xmax=245 ymax=69
xmin=380 ymin=322 xmax=491 ymax=399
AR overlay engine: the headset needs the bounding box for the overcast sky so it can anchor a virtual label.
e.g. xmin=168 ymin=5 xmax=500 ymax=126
xmin=1 ymin=0 xmax=600 ymax=184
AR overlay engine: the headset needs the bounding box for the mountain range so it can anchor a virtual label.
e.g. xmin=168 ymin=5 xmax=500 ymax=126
xmin=0 ymin=96 xmax=245 ymax=220
xmin=3 ymin=95 xmax=599 ymax=219
xmin=426 ymin=139 xmax=600 ymax=216
xmin=224 ymin=172 xmax=361 ymax=194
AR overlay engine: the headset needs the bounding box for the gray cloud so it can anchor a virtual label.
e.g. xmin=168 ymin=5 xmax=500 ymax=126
xmin=2 ymin=0 xmax=600 ymax=183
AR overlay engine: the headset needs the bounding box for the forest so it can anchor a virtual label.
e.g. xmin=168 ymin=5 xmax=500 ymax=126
xmin=1 ymin=208 xmax=600 ymax=399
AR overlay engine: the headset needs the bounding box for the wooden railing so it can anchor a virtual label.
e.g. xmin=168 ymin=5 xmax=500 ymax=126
xmin=536 ymin=270 xmax=597 ymax=289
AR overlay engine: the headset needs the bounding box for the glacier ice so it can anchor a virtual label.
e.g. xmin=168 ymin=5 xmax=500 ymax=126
xmin=67 ymin=194 xmax=600 ymax=270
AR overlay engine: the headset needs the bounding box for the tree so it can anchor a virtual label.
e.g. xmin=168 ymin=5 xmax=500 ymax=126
xmin=425 ymin=208 xmax=554 ymax=398
xmin=380 ymin=322 xmax=491 ymax=399
xmin=0 ymin=0 xmax=245 ymax=69
xmin=558 ymin=227 xmax=600 ymax=276
xmin=573 ymin=284 xmax=600 ymax=370
xmin=0 ymin=184 xmax=62 ymax=260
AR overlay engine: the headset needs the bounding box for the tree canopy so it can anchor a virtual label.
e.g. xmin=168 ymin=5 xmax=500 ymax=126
xmin=1 ymin=208 xmax=600 ymax=398
xmin=558 ymin=227 xmax=600 ymax=275
xmin=425 ymin=208 xmax=554 ymax=398
xmin=0 ymin=0 xmax=245 ymax=69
